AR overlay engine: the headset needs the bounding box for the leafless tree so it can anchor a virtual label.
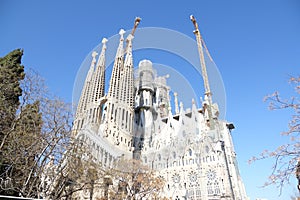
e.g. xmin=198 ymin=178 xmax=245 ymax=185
xmin=105 ymin=158 xmax=166 ymax=200
xmin=0 ymin=70 xmax=103 ymax=198
xmin=249 ymin=76 xmax=300 ymax=194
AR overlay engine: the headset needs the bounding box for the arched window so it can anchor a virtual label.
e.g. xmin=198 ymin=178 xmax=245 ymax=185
xmin=205 ymin=145 xmax=209 ymax=153
xmin=207 ymin=181 xmax=213 ymax=195
xmin=195 ymin=189 xmax=200 ymax=196
xmin=158 ymin=154 xmax=161 ymax=161
xmin=214 ymin=180 xmax=220 ymax=194
xmin=173 ymin=151 xmax=176 ymax=159
xmin=189 ymin=148 xmax=193 ymax=156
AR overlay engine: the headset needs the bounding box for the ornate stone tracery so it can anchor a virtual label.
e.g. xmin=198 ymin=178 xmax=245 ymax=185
xmin=71 ymin=18 xmax=248 ymax=200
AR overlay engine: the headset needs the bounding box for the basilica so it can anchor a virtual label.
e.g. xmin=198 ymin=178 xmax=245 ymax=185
xmin=72 ymin=17 xmax=248 ymax=200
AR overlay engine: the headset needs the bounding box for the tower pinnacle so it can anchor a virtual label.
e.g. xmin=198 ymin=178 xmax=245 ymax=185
xmin=87 ymin=51 xmax=98 ymax=82
xmin=174 ymin=92 xmax=179 ymax=115
xmin=108 ymin=29 xmax=125 ymax=99
xmin=90 ymin=37 xmax=108 ymax=104
xmin=95 ymin=38 xmax=108 ymax=70
xmin=116 ymin=29 xmax=125 ymax=58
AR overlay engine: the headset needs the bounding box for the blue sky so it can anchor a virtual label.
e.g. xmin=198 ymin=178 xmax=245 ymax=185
xmin=1 ymin=1 xmax=300 ymax=199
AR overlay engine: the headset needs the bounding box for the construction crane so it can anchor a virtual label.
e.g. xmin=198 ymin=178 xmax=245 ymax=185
xmin=125 ymin=17 xmax=141 ymax=52
xmin=190 ymin=15 xmax=215 ymax=130
xmin=131 ymin=17 xmax=141 ymax=36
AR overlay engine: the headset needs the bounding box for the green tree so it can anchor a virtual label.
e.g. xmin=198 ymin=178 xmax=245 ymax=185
xmin=0 ymin=49 xmax=29 ymax=196
xmin=0 ymin=49 xmax=25 ymax=150
xmin=0 ymin=101 xmax=42 ymax=197
xmin=0 ymin=50 xmax=105 ymax=198
xmin=0 ymin=49 xmax=167 ymax=199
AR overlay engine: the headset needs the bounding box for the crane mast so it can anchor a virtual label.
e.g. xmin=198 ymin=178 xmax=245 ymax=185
xmin=125 ymin=17 xmax=141 ymax=52
xmin=190 ymin=15 xmax=215 ymax=130
xmin=131 ymin=17 xmax=141 ymax=36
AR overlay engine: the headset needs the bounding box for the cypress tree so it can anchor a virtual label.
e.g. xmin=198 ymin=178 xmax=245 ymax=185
xmin=0 ymin=49 xmax=25 ymax=140
xmin=0 ymin=49 xmax=43 ymax=197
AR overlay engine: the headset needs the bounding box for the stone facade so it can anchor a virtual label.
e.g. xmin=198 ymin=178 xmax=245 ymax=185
xmin=72 ymin=28 xmax=248 ymax=200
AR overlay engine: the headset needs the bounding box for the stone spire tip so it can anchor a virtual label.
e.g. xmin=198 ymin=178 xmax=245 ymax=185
xmin=192 ymin=98 xmax=195 ymax=104
xmin=92 ymin=51 xmax=98 ymax=58
xmin=126 ymin=34 xmax=134 ymax=41
xmin=102 ymin=38 xmax=108 ymax=44
xmin=180 ymin=102 xmax=184 ymax=108
xmin=119 ymin=29 xmax=126 ymax=36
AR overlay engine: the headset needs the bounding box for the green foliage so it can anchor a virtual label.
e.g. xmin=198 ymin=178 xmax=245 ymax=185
xmin=1 ymin=101 xmax=42 ymax=197
xmin=0 ymin=49 xmax=25 ymax=100
xmin=0 ymin=49 xmax=25 ymax=126
xmin=0 ymin=50 xmax=43 ymax=197
xmin=0 ymin=49 xmax=166 ymax=199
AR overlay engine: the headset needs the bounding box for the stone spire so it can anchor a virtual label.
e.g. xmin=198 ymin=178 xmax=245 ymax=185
xmin=116 ymin=34 xmax=135 ymax=133
xmin=91 ymin=38 xmax=107 ymax=103
xmin=85 ymin=51 xmax=98 ymax=108
xmin=105 ymin=29 xmax=125 ymax=129
xmin=107 ymin=29 xmax=125 ymax=99
xmin=87 ymin=51 xmax=98 ymax=82
xmin=119 ymin=34 xmax=134 ymax=107
xmin=85 ymin=38 xmax=108 ymax=126
xmin=73 ymin=51 xmax=98 ymax=132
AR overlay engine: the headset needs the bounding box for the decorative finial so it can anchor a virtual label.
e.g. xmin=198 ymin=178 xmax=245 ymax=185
xmin=115 ymin=29 xmax=125 ymax=58
xmin=119 ymin=29 xmax=125 ymax=38
xmin=126 ymin=34 xmax=134 ymax=42
xmin=100 ymin=38 xmax=108 ymax=51
xmin=180 ymin=102 xmax=184 ymax=111
xmin=96 ymin=38 xmax=108 ymax=68
xmin=92 ymin=51 xmax=98 ymax=64
xmin=92 ymin=51 xmax=98 ymax=58
xmin=102 ymin=38 xmax=108 ymax=45
xmin=192 ymin=98 xmax=195 ymax=104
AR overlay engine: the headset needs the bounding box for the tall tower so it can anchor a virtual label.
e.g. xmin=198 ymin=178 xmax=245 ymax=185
xmin=87 ymin=38 xmax=107 ymax=129
xmin=102 ymin=29 xmax=126 ymax=147
xmin=73 ymin=52 xmax=95 ymax=131
xmin=107 ymin=29 xmax=125 ymax=101
xmin=104 ymin=18 xmax=141 ymax=145
xmin=133 ymin=60 xmax=156 ymax=159
xmin=102 ymin=29 xmax=139 ymax=152
xmin=117 ymin=34 xmax=135 ymax=132
xmin=73 ymin=41 xmax=107 ymax=133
